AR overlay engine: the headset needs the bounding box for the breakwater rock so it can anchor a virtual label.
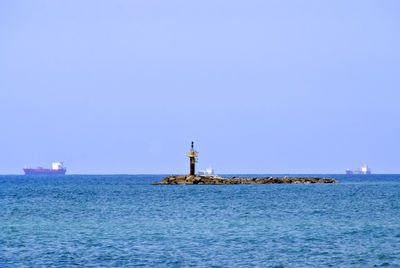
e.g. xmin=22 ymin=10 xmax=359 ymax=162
xmin=153 ymin=175 xmax=339 ymax=185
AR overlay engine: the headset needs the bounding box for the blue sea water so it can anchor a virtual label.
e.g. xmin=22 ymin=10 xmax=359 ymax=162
xmin=1 ymin=174 xmax=400 ymax=267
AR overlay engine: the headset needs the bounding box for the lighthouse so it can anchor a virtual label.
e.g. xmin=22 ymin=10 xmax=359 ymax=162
xmin=186 ymin=141 xmax=199 ymax=175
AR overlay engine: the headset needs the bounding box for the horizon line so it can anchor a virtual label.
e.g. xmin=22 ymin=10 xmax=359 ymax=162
xmin=0 ymin=173 xmax=399 ymax=176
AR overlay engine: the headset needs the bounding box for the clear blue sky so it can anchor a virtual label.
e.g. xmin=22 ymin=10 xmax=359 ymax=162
xmin=1 ymin=0 xmax=399 ymax=174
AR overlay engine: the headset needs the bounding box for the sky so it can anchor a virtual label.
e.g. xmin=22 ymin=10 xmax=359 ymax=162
xmin=1 ymin=0 xmax=399 ymax=174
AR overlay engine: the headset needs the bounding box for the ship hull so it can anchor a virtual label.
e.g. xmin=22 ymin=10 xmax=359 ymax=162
xmin=23 ymin=169 xmax=66 ymax=175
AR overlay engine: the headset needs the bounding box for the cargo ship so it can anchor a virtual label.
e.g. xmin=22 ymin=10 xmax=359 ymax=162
xmin=345 ymin=165 xmax=371 ymax=175
xmin=23 ymin=162 xmax=66 ymax=175
xmin=198 ymin=167 xmax=215 ymax=175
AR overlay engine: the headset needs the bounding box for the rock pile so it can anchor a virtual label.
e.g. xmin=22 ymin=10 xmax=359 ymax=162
xmin=153 ymin=175 xmax=339 ymax=185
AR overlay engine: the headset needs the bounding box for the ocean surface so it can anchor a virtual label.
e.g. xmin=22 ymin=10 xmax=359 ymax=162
xmin=1 ymin=174 xmax=400 ymax=267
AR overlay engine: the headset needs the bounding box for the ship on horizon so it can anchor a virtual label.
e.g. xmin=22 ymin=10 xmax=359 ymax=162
xmin=23 ymin=162 xmax=67 ymax=175
xmin=198 ymin=167 xmax=215 ymax=175
xmin=345 ymin=165 xmax=371 ymax=175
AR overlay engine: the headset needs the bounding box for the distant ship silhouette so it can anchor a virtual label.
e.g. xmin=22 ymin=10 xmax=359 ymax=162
xmin=345 ymin=165 xmax=371 ymax=175
xmin=23 ymin=162 xmax=66 ymax=175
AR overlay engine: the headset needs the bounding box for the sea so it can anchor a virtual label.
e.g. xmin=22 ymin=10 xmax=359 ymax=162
xmin=1 ymin=174 xmax=400 ymax=267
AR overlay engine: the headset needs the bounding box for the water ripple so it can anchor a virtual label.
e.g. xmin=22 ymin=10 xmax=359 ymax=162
xmin=0 ymin=174 xmax=400 ymax=267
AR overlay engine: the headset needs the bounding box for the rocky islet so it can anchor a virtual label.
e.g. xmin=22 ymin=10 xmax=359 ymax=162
xmin=153 ymin=175 xmax=339 ymax=185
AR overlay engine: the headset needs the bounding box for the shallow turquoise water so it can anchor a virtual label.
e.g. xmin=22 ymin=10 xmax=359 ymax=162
xmin=1 ymin=174 xmax=400 ymax=267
